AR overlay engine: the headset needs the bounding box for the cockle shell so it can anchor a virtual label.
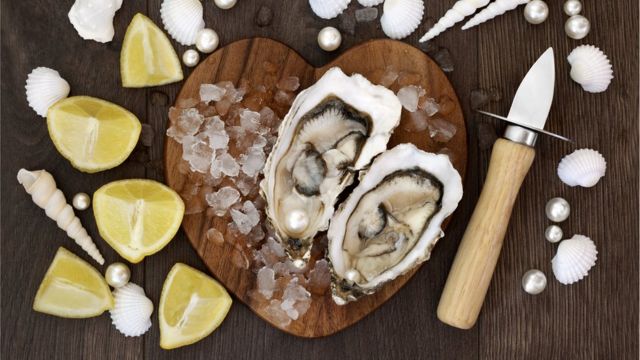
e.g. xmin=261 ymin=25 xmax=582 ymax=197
xmin=17 ymin=169 xmax=104 ymax=264
xmin=557 ymin=148 xmax=606 ymax=187
xmin=380 ymin=0 xmax=425 ymax=39
xmin=110 ymin=283 xmax=154 ymax=337
xmin=420 ymin=0 xmax=490 ymax=42
xmin=461 ymin=0 xmax=528 ymax=30
xmin=68 ymin=0 xmax=123 ymax=43
xmin=552 ymin=235 xmax=597 ymax=285
xmin=160 ymin=0 xmax=205 ymax=45
xmin=358 ymin=0 xmax=384 ymax=6
xmin=25 ymin=67 xmax=70 ymax=118
xmin=309 ymin=0 xmax=351 ymax=19
xmin=567 ymin=45 xmax=614 ymax=93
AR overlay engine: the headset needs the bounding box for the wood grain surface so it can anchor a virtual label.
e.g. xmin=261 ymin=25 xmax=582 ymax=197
xmin=164 ymin=38 xmax=467 ymax=337
xmin=1 ymin=0 xmax=638 ymax=358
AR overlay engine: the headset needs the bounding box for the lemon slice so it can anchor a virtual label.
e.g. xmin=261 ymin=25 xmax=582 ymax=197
xmin=93 ymin=179 xmax=185 ymax=263
xmin=33 ymin=247 xmax=113 ymax=318
xmin=121 ymin=13 xmax=183 ymax=88
xmin=47 ymin=96 xmax=141 ymax=173
xmin=159 ymin=263 xmax=232 ymax=349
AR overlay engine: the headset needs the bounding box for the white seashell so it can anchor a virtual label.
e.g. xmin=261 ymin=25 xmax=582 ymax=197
xmin=160 ymin=0 xmax=205 ymax=46
xmin=25 ymin=67 xmax=70 ymax=118
xmin=567 ymin=45 xmax=614 ymax=93
xmin=358 ymin=0 xmax=384 ymax=6
xmin=309 ymin=0 xmax=351 ymax=19
xmin=552 ymin=235 xmax=597 ymax=285
xmin=110 ymin=283 xmax=154 ymax=337
xmin=557 ymin=148 xmax=606 ymax=187
xmin=380 ymin=0 xmax=425 ymax=39
xmin=68 ymin=0 xmax=123 ymax=43
xmin=420 ymin=0 xmax=490 ymax=42
xmin=17 ymin=169 xmax=104 ymax=264
xmin=462 ymin=0 xmax=528 ymax=30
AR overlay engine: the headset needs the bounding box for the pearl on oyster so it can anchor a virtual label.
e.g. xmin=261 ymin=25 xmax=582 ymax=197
xmin=345 ymin=269 xmax=362 ymax=283
xmin=317 ymin=26 xmax=342 ymax=52
xmin=195 ymin=28 xmax=219 ymax=54
xmin=105 ymin=262 xmax=131 ymax=288
xmin=285 ymin=210 xmax=309 ymax=234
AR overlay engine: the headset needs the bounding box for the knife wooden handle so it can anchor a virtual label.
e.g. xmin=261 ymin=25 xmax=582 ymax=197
xmin=437 ymin=138 xmax=536 ymax=329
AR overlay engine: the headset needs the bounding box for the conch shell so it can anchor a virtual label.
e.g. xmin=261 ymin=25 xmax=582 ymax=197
xmin=18 ymin=169 xmax=104 ymax=265
xmin=420 ymin=0 xmax=490 ymax=42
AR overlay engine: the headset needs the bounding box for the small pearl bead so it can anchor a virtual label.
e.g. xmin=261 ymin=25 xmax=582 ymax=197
xmin=72 ymin=192 xmax=91 ymax=211
xmin=318 ymin=27 xmax=342 ymax=52
xmin=565 ymin=15 xmax=590 ymax=40
xmin=182 ymin=49 xmax=200 ymax=67
xmin=105 ymin=262 xmax=131 ymax=288
xmin=563 ymin=0 xmax=582 ymax=16
xmin=545 ymin=197 xmax=571 ymax=222
xmin=545 ymin=225 xmax=563 ymax=243
xmin=524 ymin=0 xmax=549 ymax=25
xmin=345 ymin=269 xmax=361 ymax=283
xmin=196 ymin=28 xmax=219 ymax=54
xmin=285 ymin=210 xmax=309 ymax=233
xmin=522 ymin=269 xmax=547 ymax=295
xmin=214 ymin=0 xmax=237 ymax=10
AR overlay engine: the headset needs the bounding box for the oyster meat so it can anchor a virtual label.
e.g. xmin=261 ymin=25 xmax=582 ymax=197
xmin=261 ymin=67 xmax=402 ymax=262
xmin=327 ymin=143 xmax=463 ymax=304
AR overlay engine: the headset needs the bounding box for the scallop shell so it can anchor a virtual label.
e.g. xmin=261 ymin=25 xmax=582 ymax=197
xmin=309 ymin=0 xmax=351 ymax=19
xmin=25 ymin=67 xmax=70 ymax=117
xmin=552 ymin=235 xmax=597 ymax=285
xmin=567 ymin=45 xmax=614 ymax=93
xmin=557 ymin=148 xmax=606 ymax=188
xmin=68 ymin=0 xmax=123 ymax=43
xmin=110 ymin=283 xmax=154 ymax=337
xmin=358 ymin=0 xmax=384 ymax=6
xmin=160 ymin=0 xmax=205 ymax=46
xmin=380 ymin=0 xmax=425 ymax=39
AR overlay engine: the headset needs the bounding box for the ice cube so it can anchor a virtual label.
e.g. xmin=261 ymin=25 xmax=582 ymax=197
xmin=219 ymin=152 xmax=240 ymax=177
xmin=274 ymin=90 xmax=294 ymax=105
xmin=230 ymin=201 xmax=260 ymax=234
xmin=419 ymin=97 xmax=440 ymax=116
xmin=264 ymin=299 xmax=292 ymax=327
xmin=276 ymin=76 xmax=300 ymax=92
xmin=205 ymin=186 xmax=240 ymax=216
xmin=282 ymin=278 xmax=311 ymax=320
xmin=355 ymin=7 xmax=378 ymax=22
xmin=397 ymin=86 xmax=424 ymax=112
xmin=380 ymin=68 xmax=399 ymax=87
xmin=240 ymin=109 xmax=261 ymax=133
xmin=206 ymin=228 xmax=225 ymax=245
xmin=252 ymin=135 xmax=268 ymax=149
xmin=240 ymin=147 xmax=266 ymax=177
xmin=256 ymin=267 xmax=277 ymax=299
xmin=307 ymin=259 xmax=331 ymax=295
xmin=235 ymin=173 xmax=257 ymax=196
xmin=403 ymin=110 xmax=429 ymax=132
xmin=200 ymin=84 xmax=225 ymax=103
xmin=259 ymin=106 xmax=279 ymax=128
xmin=427 ymin=117 xmax=457 ymax=143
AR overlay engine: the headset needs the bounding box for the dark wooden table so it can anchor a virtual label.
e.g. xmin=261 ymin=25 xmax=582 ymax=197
xmin=2 ymin=1 xmax=638 ymax=359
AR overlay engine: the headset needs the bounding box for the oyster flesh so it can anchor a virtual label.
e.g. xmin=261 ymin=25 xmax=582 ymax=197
xmin=327 ymin=143 xmax=463 ymax=304
xmin=260 ymin=67 xmax=402 ymax=263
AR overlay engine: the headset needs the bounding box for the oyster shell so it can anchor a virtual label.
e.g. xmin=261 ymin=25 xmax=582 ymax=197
xmin=327 ymin=143 xmax=463 ymax=304
xmin=261 ymin=67 xmax=402 ymax=263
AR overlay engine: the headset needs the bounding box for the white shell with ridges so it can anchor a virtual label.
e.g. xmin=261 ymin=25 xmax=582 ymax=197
xmin=380 ymin=0 xmax=425 ymax=39
xmin=110 ymin=283 xmax=154 ymax=337
xmin=557 ymin=148 xmax=606 ymax=187
xmin=462 ymin=0 xmax=528 ymax=30
xmin=17 ymin=169 xmax=104 ymax=264
xmin=358 ymin=0 xmax=384 ymax=6
xmin=420 ymin=0 xmax=490 ymax=42
xmin=552 ymin=235 xmax=597 ymax=285
xmin=160 ymin=0 xmax=205 ymax=45
xmin=25 ymin=67 xmax=70 ymax=117
xmin=567 ymin=45 xmax=614 ymax=93
xmin=68 ymin=0 xmax=123 ymax=43
xmin=309 ymin=0 xmax=351 ymax=19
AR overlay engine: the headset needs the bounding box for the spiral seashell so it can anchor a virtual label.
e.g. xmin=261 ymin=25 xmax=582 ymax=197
xmin=68 ymin=0 xmax=123 ymax=43
xmin=567 ymin=45 xmax=614 ymax=93
xmin=358 ymin=0 xmax=384 ymax=6
xmin=309 ymin=0 xmax=351 ymax=19
xmin=17 ymin=169 xmax=104 ymax=264
xmin=461 ymin=0 xmax=528 ymax=30
xmin=552 ymin=235 xmax=597 ymax=285
xmin=381 ymin=0 xmax=425 ymax=39
xmin=420 ymin=0 xmax=490 ymax=42
xmin=110 ymin=283 xmax=154 ymax=337
xmin=557 ymin=148 xmax=606 ymax=188
xmin=160 ymin=0 xmax=205 ymax=45
xmin=25 ymin=67 xmax=70 ymax=118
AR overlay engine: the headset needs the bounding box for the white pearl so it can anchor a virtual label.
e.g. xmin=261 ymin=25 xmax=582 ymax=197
xmin=545 ymin=225 xmax=563 ymax=243
xmin=285 ymin=210 xmax=309 ymax=233
xmin=565 ymin=15 xmax=590 ymax=40
xmin=545 ymin=197 xmax=571 ymax=222
xmin=563 ymin=0 xmax=582 ymax=16
xmin=345 ymin=269 xmax=361 ymax=283
xmin=524 ymin=0 xmax=549 ymax=25
xmin=105 ymin=262 xmax=131 ymax=288
xmin=318 ymin=26 xmax=342 ymax=52
xmin=72 ymin=192 xmax=91 ymax=211
xmin=522 ymin=269 xmax=547 ymax=295
xmin=195 ymin=28 xmax=219 ymax=54
xmin=292 ymin=259 xmax=306 ymax=269
xmin=182 ymin=49 xmax=200 ymax=67
xmin=214 ymin=0 xmax=237 ymax=10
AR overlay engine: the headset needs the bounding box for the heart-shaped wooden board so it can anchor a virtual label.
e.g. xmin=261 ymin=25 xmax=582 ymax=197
xmin=165 ymin=38 xmax=467 ymax=337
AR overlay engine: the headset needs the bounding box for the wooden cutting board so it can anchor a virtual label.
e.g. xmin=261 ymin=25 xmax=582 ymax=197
xmin=164 ymin=38 xmax=467 ymax=337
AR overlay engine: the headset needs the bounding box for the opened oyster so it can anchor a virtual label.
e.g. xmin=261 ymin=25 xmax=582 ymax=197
xmin=327 ymin=144 xmax=463 ymax=304
xmin=261 ymin=67 xmax=402 ymax=263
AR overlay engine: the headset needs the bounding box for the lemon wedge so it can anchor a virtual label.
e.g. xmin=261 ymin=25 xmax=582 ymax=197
xmin=47 ymin=96 xmax=141 ymax=173
xmin=93 ymin=179 xmax=184 ymax=263
xmin=33 ymin=247 xmax=113 ymax=318
xmin=159 ymin=263 xmax=232 ymax=349
xmin=121 ymin=13 xmax=183 ymax=87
